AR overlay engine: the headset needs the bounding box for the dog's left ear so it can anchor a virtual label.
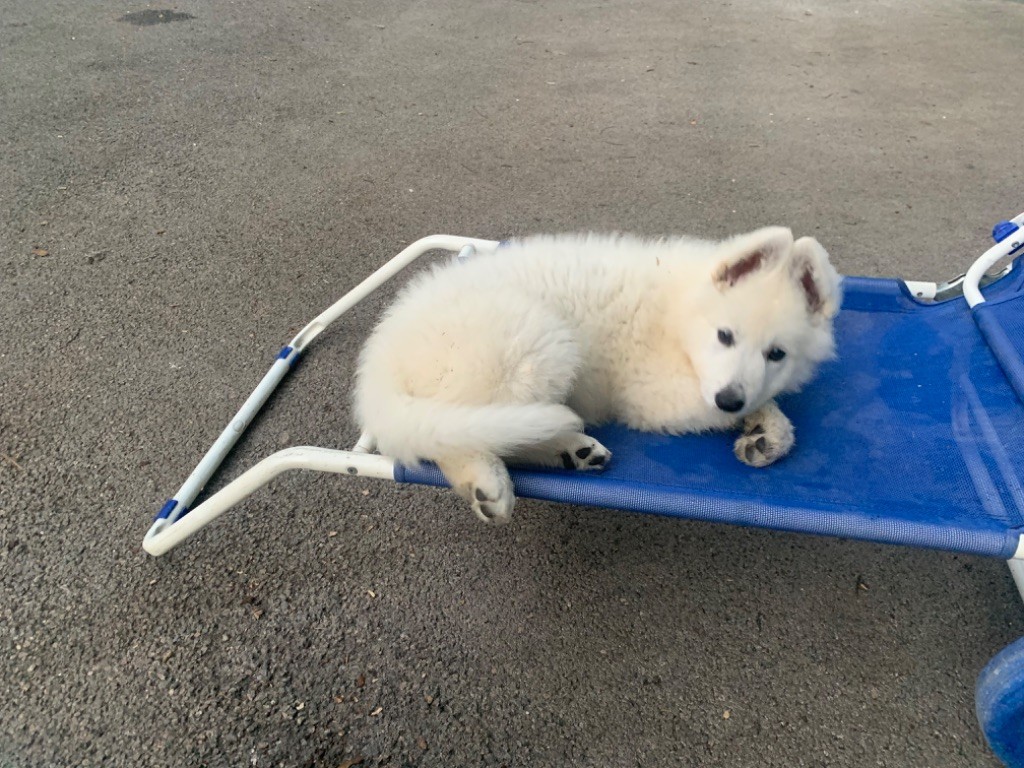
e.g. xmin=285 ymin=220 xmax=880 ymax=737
xmin=790 ymin=236 xmax=842 ymax=319
xmin=713 ymin=227 xmax=794 ymax=290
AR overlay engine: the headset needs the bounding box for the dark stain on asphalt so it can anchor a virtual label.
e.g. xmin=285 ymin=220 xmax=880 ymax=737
xmin=118 ymin=10 xmax=196 ymax=26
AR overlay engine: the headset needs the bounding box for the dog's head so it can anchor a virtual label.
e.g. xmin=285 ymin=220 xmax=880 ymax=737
xmin=682 ymin=226 xmax=842 ymax=418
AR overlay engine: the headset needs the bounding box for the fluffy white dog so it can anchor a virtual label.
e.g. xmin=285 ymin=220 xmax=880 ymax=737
xmin=355 ymin=226 xmax=841 ymax=523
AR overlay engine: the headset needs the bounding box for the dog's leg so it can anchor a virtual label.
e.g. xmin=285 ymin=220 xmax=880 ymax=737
xmin=509 ymin=431 xmax=612 ymax=471
xmin=734 ymin=400 xmax=794 ymax=467
xmin=436 ymin=452 xmax=515 ymax=524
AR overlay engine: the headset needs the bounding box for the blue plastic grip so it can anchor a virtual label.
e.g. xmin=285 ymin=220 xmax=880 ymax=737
xmin=278 ymin=344 xmax=302 ymax=369
xmin=155 ymin=499 xmax=178 ymax=521
xmin=993 ymin=220 xmax=1020 ymax=244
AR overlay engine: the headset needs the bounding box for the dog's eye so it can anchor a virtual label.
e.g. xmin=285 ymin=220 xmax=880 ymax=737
xmin=717 ymin=329 xmax=734 ymax=347
xmin=766 ymin=347 xmax=786 ymax=362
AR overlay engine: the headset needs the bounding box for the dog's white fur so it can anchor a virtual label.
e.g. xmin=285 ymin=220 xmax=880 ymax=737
xmin=355 ymin=226 xmax=841 ymax=523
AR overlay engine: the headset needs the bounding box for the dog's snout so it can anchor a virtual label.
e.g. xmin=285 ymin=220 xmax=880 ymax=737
xmin=715 ymin=386 xmax=745 ymax=413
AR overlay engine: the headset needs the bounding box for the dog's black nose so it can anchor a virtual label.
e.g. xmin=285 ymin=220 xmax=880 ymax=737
xmin=715 ymin=387 xmax=745 ymax=413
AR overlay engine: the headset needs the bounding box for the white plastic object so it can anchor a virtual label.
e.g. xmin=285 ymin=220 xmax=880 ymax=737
xmin=903 ymin=280 xmax=937 ymax=301
xmin=1009 ymin=558 xmax=1024 ymax=606
xmin=1012 ymin=535 xmax=1024 ymax=604
xmin=352 ymin=431 xmax=377 ymax=454
xmin=288 ymin=235 xmax=498 ymax=351
xmin=964 ymin=212 xmax=1024 ymax=308
xmin=143 ymin=449 xmax=395 ymax=556
xmin=143 ymin=235 xmax=500 ymax=556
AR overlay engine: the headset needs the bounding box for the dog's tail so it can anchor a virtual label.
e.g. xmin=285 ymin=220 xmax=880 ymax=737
xmin=358 ymin=392 xmax=583 ymax=465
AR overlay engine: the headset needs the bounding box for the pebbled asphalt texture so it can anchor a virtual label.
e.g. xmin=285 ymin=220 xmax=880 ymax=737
xmin=2 ymin=1 xmax=1024 ymax=766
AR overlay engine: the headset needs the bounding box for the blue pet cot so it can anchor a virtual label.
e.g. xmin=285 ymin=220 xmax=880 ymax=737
xmin=143 ymin=216 xmax=1024 ymax=766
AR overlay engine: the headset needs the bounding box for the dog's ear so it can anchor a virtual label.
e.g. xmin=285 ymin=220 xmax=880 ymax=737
xmin=790 ymin=236 xmax=842 ymax=319
xmin=713 ymin=227 xmax=794 ymax=290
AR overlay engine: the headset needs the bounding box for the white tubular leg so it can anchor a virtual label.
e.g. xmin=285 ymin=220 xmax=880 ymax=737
xmin=353 ymin=431 xmax=377 ymax=454
xmin=287 ymin=235 xmax=500 ymax=351
xmin=145 ymin=234 xmax=500 ymax=556
xmin=143 ymin=448 xmax=395 ymax=556
xmin=1010 ymin=559 xmax=1024 ymax=607
xmin=155 ymin=348 xmax=301 ymax=530
xmin=964 ymin=212 xmax=1024 ymax=307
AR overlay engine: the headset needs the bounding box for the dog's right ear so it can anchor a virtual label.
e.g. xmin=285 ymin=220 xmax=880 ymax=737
xmin=713 ymin=227 xmax=794 ymax=290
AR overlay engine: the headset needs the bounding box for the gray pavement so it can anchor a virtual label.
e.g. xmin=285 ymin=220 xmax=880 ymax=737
xmin=3 ymin=1 xmax=1024 ymax=766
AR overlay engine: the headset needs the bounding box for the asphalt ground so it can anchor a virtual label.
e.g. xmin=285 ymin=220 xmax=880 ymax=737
xmin=2 ymin=1 xmax=1024 ymax=766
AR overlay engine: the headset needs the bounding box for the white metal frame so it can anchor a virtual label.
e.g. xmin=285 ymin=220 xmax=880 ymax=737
xmin=144 ymin=225 xmax=1024 ymax=593
xmin=964 ymin=212 xmax=1024 ymax=308
xmin=1012 ymin=548 xmax=1024 ymax=604
xmin=142 ymin=235 xmax=499 ymax=556
xmin=905 ymin=267 xmax=1014 ymax=303
xmin=960 ymin=210 xmax=1024 ymax=603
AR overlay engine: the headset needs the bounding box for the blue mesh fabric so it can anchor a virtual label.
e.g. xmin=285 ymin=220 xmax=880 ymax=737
xmin=975 ymin=293 xmax=1024 ymax=407
xmin=396 ymin=275 xmax=1024 ymax=558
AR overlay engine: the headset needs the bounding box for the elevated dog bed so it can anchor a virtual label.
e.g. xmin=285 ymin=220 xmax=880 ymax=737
xmin=399 ymin=274 xmax=1024 ymax=559
xmin=142 ymin=216 xmax=1024 ymax=767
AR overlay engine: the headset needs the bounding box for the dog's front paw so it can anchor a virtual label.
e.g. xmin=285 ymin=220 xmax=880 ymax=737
xmin=734 ymin=421 xmax=794 ymax=468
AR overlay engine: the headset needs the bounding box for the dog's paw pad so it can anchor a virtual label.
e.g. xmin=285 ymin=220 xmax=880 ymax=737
xmin=743 ymin=442 xmax=758 ymax=464
xmin=560 ymin=436 xmax=611 ymax=472
xmin=468 ymin=477 xmax=514 ymax=525
xmin=735 ymin=432 xmax=786 ymax=468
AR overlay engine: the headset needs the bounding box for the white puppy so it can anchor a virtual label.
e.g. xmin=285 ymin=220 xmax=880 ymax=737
xmin=355 ymin=226 xmax=841 ymax=523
